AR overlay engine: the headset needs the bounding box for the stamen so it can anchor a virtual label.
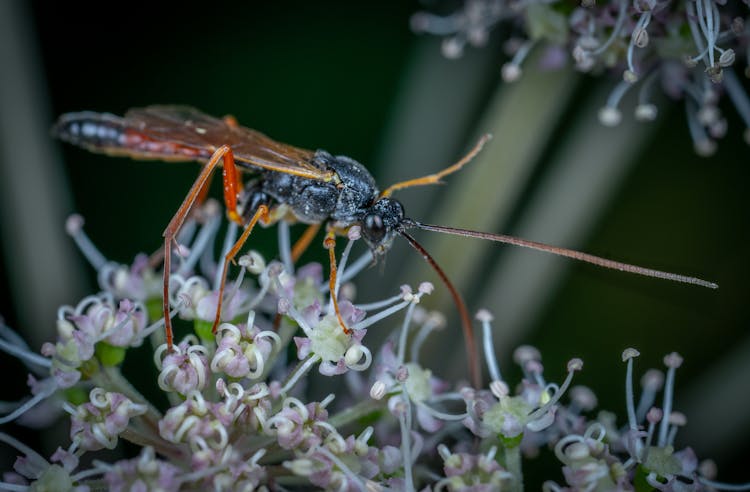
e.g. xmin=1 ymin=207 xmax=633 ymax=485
xmin=723 ymin=69 xmax=750 ymax=143
xmin=626 ymin=12 xmax=652 ymax=79
xmin=278 ymin=221 xmax=293 ymax=275
xmin=316 ymin=446 xmax=367 ymax=491
xmin=666 ymin=411 xmax=686 ymax=445
xmin=622 ymin=348 xmax=640 ymax=431
xmin=501 ymin=39 xmax=535 ymax=83
xmin=686 ymin=100 xmax=717 ymax=156
xmin=599 ymin=80 xmax=632 ymax=126
xmin=175 ymin=215 xmax=197 ymax=249
xmin=333 ymin=236 xmax=358 ymax=301
xmin=636 ymin=369 xmax=664 ymax=422
xmin=370 ymin=381 xmax=387 ymax=400
xmin=176 ymin=210 xmax=220 ymax=277
xmin=213 ymin=221 xmax=238 ymax=291
xmin=0 ymin=483 xmax=29 ymax=491
xmin=410 ymin=311 xmax=444 ymax=362
xmin=0 ymin=336 xmax=51 ymax=369
xmin=397 ymin=385 xmax=415 ymax=492
xmin=645 ymin=408 xmax=660 ymax=447
xmin=320 ymin=393 xmax=336 ymax=409
xmin=66 ymin=215 xmax=107 ymax=270
xmin=697 ymin=477 xmax=750 ymax=491
xmin=635 ymin=70 xmax=660 ymax=121
xmin=351 ymin=300 xmax=410 ymax=331
xmin=527 ymin=358 xmax=582 ymax=422
xmin=397 ymin=302 xmax=419 ymax=365
xmin=140 ymin=302 xmax=182 ymax=339
xmin=591 ymin=0 xmax=628 ymax=56
xmin=0 ymin=320 xmax=30 ymax=352
xmin=554 ymin=434 xmax=587 ymax=464
xmin=278 ymin=354 xmax=319 ymax=395
xmin=354 ymin=293 xmax=404 ymax=312
xmin=415 ymin=401 xmax=467 ymax=421
xmin=336 ymin=251 xmax=374 ymax=288
xmin=657 ymin=352 xmax=682 ymax=446
xmin=0 ymin=431 xmax=49 ymax=468
xmin=69 ymin=466 xmax=105 ymax=482
xmin=686 ymin=2 xmax=708 ymax=67
xmin=477 ymin=309 xmax=501 ymax=383
xmin=0 ymin=380 xmax=57 ymax=424
xmin=345 ymin=344 xmax=372 ymax=371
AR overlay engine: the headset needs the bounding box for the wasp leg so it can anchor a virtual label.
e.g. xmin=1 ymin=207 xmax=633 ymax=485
xmin=211 ymin=202 xmax=270 ymax=334
xmin=291 ymin=223 xmax=322 ymax=263
xmin=380 ymin=134 xmax=492 ymax=198
xmin=324 ymin=231 xmax=352 ymax=335
xmin=162 ymin=145 xmax=242 ymax=350
xmin=220 ymin=147 xmax=245 ymax=226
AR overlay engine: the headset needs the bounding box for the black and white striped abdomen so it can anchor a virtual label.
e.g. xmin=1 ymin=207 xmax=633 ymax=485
xmin=53 ymin=111 xmax=128 ymax=151
xmin=53 ymin=111 xmax=210 ymax=160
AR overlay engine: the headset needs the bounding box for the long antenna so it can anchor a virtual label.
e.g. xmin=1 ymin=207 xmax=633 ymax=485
xmin=399 ymin=230 xmax=482 ymax=388
xmin=414 ymin=222 xmax=718 ymax=289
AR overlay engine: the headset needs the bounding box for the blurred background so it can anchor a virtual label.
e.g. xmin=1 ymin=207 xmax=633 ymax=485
xmin=0 ymin=0 xmax=748 ymax=486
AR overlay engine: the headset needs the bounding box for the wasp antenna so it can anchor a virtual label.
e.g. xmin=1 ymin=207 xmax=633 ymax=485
xmin=414 ymin=222 xmax=718 ymax=289
xmin=398 ymin=230 xmax=482 ymax=388
xmin=380 ymin=134 xmax=493 ymax=198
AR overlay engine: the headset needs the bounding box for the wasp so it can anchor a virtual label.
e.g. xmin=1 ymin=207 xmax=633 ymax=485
xmin=54 ymin=106 xmax=717 ymax=386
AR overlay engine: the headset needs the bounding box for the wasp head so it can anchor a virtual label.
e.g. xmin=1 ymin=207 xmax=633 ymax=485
xmin=360 ymin=198 xmax=406 ymax=257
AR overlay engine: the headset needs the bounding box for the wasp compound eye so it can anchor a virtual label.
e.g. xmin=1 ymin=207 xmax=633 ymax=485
xmin=364 ymin=213 xmax=386 ymax=243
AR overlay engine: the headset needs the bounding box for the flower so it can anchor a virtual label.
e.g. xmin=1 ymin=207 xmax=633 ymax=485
xmin=155 ymin=336 xmax=210 ymax=394
xmin=413 ymin=0 xmax=750 ymax=154
xmin=67 ymin=388 xmax=147 ymax=451
xmin=1 ymin=208 xmax=746 ymax=491
xmin=104 ymin=447 xmax=180 ymax=492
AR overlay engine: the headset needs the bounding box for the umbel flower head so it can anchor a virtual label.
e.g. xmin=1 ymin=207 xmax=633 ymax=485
xmin=0 ymin=204 xmax=747 ymax=491
xmin=413 ymin=0 xmax=750 ymax=155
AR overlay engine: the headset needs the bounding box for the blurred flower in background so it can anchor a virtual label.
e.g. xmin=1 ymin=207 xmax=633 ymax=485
xmin=412 ymin=0 xmax=750 ymax=156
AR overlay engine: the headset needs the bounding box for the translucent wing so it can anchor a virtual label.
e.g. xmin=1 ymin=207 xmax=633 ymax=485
xmin=122 ymin=106 xmax=328 ymax=179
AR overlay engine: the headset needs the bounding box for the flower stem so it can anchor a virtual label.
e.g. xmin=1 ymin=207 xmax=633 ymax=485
xmin=328 ymin=398 xmax=383 ymax=429
xmin=503 ymin=443 xmax=523 ymax=492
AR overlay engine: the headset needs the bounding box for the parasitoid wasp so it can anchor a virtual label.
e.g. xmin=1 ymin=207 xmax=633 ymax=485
xmin=53 ymin=106 xmax=718 ymax=387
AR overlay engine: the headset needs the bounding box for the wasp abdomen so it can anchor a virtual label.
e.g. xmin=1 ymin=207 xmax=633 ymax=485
xmin=53 ymin=112 xmax=209 ymax=160
xmin=53 ymin=112 xmax=127 ymax=150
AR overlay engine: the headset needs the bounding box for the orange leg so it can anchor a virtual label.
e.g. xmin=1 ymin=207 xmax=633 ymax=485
xmin=162 ymin=145 xmax=243 ymax=350
xmin=221 ymin=148 xmax=244 ymax=226
xmin=195 ymin=169 xmax=215 ymax=207
xmin=380 ymin=134 xmax=491 ymax=198
xmin=324 ymin=231 xmax=351 ymax=335
xmin=291 ymin=223 xmax=322 ymax=263
xmin=212 ymin=204 xmax=269 ymax=333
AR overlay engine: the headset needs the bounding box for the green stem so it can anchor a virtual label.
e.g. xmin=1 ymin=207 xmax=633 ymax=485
xmin=119 ymin=428 xmax=185 ymax=462
xmin=328 ymin=398 xmax=383 ymax=429
xmin=503 ymin=443 xmax=523 ymax=492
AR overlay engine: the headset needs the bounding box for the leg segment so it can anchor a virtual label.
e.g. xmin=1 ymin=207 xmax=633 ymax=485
xmin=291 ymin=223 xmax=322 ymax=263
xmin=324 ymin=231 xmax=351 ymax=335
xmin=212 ymin=204 xmax=270 ymax=333
xmin=380 ymin=134 xmax=491 ymax=198
xmin=162 ymin=145 xmax=243 ymax=350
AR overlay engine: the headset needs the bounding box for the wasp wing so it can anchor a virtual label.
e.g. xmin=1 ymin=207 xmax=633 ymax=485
xmin=122 ymin=106 xmax=329 ymax=180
